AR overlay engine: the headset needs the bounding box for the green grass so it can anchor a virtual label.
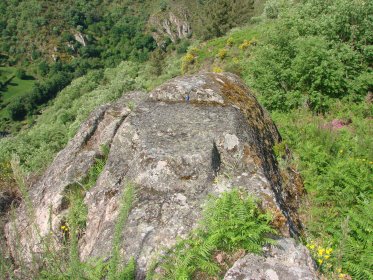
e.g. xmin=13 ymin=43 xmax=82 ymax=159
xmin=0 ymin=67 xmax=14 ymax=83
xmin=0 ymin=66 xmax=36 ymax=118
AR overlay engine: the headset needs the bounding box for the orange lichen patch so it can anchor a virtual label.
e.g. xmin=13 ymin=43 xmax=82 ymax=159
xmin=213 ymin=74 xmax=281 ymax=148
xmin=259 ymin=192 xmax=289 ymax=236
xmin=243 ymin=144 xmax=263 ymax=167
xmin=269 ymin=207 xmax=288 ymax=235
xmin=277 ymin=161 xmax=305 ymax=232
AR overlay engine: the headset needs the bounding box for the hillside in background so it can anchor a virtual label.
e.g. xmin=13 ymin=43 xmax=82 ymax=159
xmin=0 ymin=0 xmax=372 ymax=279
xmin=0 ymin=0 xmax=264 ymax=134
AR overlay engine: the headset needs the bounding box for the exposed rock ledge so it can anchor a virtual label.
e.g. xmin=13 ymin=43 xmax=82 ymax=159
xmin=5 ymin=73 xmax=311 ymax=279
xmin=224 ymin=238 xmax=317 ymax=280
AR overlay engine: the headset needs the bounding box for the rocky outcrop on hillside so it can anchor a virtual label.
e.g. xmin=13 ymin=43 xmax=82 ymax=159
xmin=149 ymin=9 xmax=191 ymax=46
xmin=74 ymin=32 xmax=88 ymax=47
xmin=4 ymin=73 xmax=310 ymax=279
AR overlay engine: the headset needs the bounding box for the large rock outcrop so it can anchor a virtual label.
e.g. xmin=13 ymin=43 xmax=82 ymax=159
xmin=5 ymin=73 xmax=307 ymax=279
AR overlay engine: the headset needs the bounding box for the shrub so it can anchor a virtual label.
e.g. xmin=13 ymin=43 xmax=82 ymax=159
xmin=7 ymin=97 xmax=27 ymax=121
xmin=217 ymin=48 xmax=227 ymax=59
xmin=176 ymin=40 xmax=190 ymax=54
xmin=226 ymin=37 xmax=234 ymax=47
xmin=247 ymin=0 xmax=372 ymax=113
xmin=263 ymin=0 xmax=280 ymax=19
xmin=212 ymin=66 xmax=223 ymax=73
xmin=239 ymin=40 xmax=251 ymax=50
xmin=181 ymin=53 xmax=195 ymax=74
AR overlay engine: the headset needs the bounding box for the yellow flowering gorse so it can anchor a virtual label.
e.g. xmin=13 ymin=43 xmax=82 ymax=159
xmin=306 ymin=242 xmax=333 ymax=267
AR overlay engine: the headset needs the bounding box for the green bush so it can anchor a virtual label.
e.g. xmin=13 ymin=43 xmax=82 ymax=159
xmin=247 ymin=0 xmax=373 ymax=112
xmin=176 ymin=40 xmax=190 ymax=54
xmin=7 ymin=98 xmax=26 ymax=121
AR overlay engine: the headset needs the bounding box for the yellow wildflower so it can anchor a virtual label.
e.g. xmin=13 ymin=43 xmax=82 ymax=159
xmin=226 ymin=37 xmax=234 ymax=47
xmin=317 ymin=259 xmax=323 ymax=265
xmin=212 ymin=66 xmax=223 ymax=73
xmin=326 ymin=248 xmax=333 ymax=255
xmin=339 ymin=273 xmax=345 ymax=279
xmin=318 ymin=248 xmax=325 ymax=256
xmin=239 ymin=40 xmax=251 ymax=50
xmin=324 ymin=255 xmax=330 ymax=260
xmin=337 ymin=268 xmax=342 ymax=273
xmin=217 ymin=48 xmax=228 ymax=59
xmin=309 ymin=244 xmax=315 ymax=250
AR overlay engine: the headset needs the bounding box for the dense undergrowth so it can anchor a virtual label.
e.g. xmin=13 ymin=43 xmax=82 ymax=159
xmin=273 ymin=106 xmax=373 ymax=279
xmin=0 ymin=0 xmax=372 ymax=279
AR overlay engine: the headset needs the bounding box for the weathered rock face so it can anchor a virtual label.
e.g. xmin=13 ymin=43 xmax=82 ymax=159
xmin=149 ymin=10 xmax=191 ymax=45
xmin=224 ymin=238 xmax=318 ymax=280
xmin=5 ymin=73 xmax=306 ymax=279
xmin=74 ymin=32 xmax=88 ymax=46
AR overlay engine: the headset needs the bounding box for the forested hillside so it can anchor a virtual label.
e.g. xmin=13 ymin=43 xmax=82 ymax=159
xmin=0 ymin=0 xmax=258 ymax=133
xmin=0 ymin=0 xmax=372 ymax=279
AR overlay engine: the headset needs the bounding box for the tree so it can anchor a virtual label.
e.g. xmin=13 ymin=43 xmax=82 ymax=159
xmin=197 ymin=0 xmax=254 ymax=39
xmin=8 ymin=98 xmax=27 ymax=121
xmin=15 ymin=68 xmax=26 ymax=79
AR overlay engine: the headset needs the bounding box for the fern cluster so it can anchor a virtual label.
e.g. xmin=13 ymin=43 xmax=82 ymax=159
xmin=152 ymin=189 xmax=275 ymax=279
xmin=343 ymin=201 xmax=373 ymax=280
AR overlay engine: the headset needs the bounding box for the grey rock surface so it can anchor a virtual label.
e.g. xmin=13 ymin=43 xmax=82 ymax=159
xmin=224 ymin=238 xmax=318 ymax=280
xmin=4 ymin=73 xmax=305 ymax=279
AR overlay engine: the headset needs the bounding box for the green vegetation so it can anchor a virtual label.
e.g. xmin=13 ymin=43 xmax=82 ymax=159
xmin=273 ymin=106 xmax=373 ymax=279
xmin=0 ymin=0 xmax=372 ymax=279
xmin=179 ymin=0 xmax=373 ymax=278
xmin=0 ymin=60 xmax=181 ymax=173
xmin=0 ymin=67 xmax=35 ymax=119
xmin=108 ymin=183 xmax=136 ymax=280
xmin=0 ymin=0 xmax=156 ymax=132
xmin=150 ymin=190 xmax=275 ymax=279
